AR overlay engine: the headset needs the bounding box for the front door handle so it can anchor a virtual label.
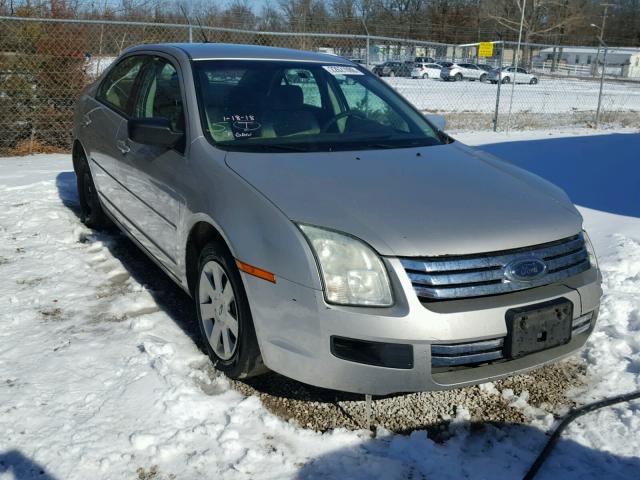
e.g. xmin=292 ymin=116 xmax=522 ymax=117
xmin=116 ymin=140 xmax=130 ymax=155
xmin=82 ymin=114 xmax=92 ymax=127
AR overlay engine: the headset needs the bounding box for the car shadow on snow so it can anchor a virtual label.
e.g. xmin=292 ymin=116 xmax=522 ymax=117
xmin=55 ymin=171 xmax=199 ymax=345
xmin=295 ymin=421 xmax=640 ymax=480
xmin=476 ymin=132 xmax=640 ymax=218
xmin=0 ymin=450 xmax=58 ymax=480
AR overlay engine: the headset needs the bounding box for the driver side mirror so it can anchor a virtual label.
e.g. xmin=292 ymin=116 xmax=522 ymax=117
xmin=425 ymin=114 xmax=446 ymax=131
xmin=128 ymin=118 xmax=183 ymax=148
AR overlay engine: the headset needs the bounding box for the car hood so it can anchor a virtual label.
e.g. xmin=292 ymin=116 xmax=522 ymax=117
xmin=225 ymin=142 xmax=582 ymax=257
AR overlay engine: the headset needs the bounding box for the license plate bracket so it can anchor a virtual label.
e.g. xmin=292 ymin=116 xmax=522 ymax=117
xmin=505 ymin=298 xmax=573 ymax=359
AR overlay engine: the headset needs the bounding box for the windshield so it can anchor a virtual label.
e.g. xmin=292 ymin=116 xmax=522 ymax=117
xmin=193 ymin=60 xmax=444 ymax=152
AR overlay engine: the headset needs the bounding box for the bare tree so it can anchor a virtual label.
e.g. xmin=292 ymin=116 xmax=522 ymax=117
xmin=488 ymin=0 xmax=586 ymax=43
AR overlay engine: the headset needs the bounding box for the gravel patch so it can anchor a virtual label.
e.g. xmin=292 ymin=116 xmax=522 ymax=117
xmin=230 ymin=359 xmax=587 ymax=434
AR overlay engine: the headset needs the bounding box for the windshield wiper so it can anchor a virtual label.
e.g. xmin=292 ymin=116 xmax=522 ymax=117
xmin=255 ymin=143 xmax=310 ymax=152
xmin=365 ymin=139 xmax=428 ymax=149
xmin=364 ymin=143 xmax=399 ymax=149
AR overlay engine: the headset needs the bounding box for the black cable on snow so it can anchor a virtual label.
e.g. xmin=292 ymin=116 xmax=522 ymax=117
xmin=523 ymin=389 xmax=640 ymax=480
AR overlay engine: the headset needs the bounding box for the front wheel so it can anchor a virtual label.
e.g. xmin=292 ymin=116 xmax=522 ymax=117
xmin=195 ymin=242 xmax=266 ymax=379
xmin=502 ymin=76 xmax=511 ymax=84
xmin=480 ymin=73 xmax=487 ymax=82
xmin=530 ymin=77 xmax=538 ymax=85
xmin=454 ymin=73 xmax=463 ymax=81
xmin=422 ymin=73 xmax=428 ymax=79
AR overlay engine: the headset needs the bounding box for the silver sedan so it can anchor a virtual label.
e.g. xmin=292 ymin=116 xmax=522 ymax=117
xmin=72 ymin=43 xmax=601 ymax=394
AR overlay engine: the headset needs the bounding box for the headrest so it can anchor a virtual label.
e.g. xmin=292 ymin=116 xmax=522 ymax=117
xmin=268 ymin=85 xmax=304 ymax=110
xmin=227 ymin=86 xmax=262 ymax=109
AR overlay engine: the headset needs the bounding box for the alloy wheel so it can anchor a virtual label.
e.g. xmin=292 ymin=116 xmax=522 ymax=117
xmin=198 ymin=260 xmax=239 ymax=360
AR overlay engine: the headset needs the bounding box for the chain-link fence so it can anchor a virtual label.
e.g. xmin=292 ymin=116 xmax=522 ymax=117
xmin=1 ymin=16 xmax=639 ymax=154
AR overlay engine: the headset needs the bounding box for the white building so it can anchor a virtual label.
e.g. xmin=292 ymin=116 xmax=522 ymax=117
xmin=536 ymin=47 xmax=640 ymax=78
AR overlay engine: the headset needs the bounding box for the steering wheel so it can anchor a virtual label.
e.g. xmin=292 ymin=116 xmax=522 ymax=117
xmin=321 ymin=111 xmax=367 ymax=132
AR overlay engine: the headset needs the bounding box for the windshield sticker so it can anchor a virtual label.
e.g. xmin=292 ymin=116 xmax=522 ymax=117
xmin=323 ymin=65 xmax=364 ymax=76
xmin=223 ymin=114 xmax=261 ymax=139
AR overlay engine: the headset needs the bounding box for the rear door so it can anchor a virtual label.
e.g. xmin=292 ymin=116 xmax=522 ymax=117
xmin=116 ymin=55 xmax=187 ymax=272
xmin=425 ymin=63 xmax=440 ymax=77
xmin=89 ymin=55 xmax=147 ymax=217
xmin=463 ymin=64 xmax=481 ymax=79
xmin=517 ymin=67 xmax=532 ymax=83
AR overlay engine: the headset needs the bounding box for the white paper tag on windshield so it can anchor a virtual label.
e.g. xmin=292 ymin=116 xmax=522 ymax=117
xmin=323 ymin=65 xmax=364 ymax=75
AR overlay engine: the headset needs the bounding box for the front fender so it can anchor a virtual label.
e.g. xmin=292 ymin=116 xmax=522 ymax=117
xmin=178 ymin=139 xmax=322 ymax=292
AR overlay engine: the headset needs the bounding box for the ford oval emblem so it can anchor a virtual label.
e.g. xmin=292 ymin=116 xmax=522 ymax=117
xmin=504 ymin=258 xmax=547 ymax=282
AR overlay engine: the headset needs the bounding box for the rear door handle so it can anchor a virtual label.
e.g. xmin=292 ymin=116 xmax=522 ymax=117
xmin=82 ymin=114 xmax=92 ymax=126
xmin=116 ymin=140 xmax=130 ymax=155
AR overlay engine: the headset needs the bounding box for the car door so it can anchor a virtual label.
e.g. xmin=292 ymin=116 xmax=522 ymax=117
xmin=426 ymin=63 xmax=441 ymax=77
xmin=87 ymin=55 xmax=146 ymax=215
xmin=466 ymin=64 xmax=482 ymax=79
xmin=517 ymin=67 xmax=532 ymax=83
xmin=115 ymin=55 xmax=187 ymax=272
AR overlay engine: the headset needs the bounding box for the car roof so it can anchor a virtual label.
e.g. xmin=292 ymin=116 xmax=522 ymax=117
xmin=124 ymin=42 xmax=353 ymax=64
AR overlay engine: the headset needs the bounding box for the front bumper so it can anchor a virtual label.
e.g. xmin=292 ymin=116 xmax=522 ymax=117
xmin=240 ymin=258 xmax=602 ymax=395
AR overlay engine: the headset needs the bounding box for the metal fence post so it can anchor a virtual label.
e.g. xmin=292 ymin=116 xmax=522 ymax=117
xmin=595 ymin=47 xmax=608 ymax=128
xmin=366 ymin=34 xmax=370 ymax=68
xmin=493 ymin=41 xmax=505 ymax=132
xmin=189 ymin=24 xmax=193 ymax=43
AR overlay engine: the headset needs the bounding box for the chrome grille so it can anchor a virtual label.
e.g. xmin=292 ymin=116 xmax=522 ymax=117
xmin=431 ymin=338 xmax=504 ymax=367
xmin=401 ymin=234 xmax=590 ymax=301
xmin=431 ymin=310 xmax=595 ymax=369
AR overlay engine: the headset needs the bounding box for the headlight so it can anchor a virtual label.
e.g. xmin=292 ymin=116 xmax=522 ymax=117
xmin=298 ymin=224 xmax=393 ymax=307
xmin=583 ymin=230 xmax=599 ymax=272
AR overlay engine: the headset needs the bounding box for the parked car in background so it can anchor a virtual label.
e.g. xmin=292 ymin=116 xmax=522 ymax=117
xmin=73 ymin=43 xmax=601 ymax=395
xmin=373 ymin=61 xmax=411 ymax=77
xmin=488 ymin=66 xmax=539 ymax=84
xmin=411 ymin=62 xmax=442 ymax=79
xmin=403 ymin=60 xmax=416 ymax=75
xmin=414 ymin=56 xmax=436 ymax=63
xmin=348 ymin=58 xmax=370 ymax=70
xmin=475 ymin=64 xmax=494 ymax=73
xmin=440 ymin=63 xmax=488 ymax=82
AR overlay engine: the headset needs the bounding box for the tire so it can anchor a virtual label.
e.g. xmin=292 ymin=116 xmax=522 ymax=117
xmin=480 ymin=74 xmax=487 ymax=82
xmin=502 ymin=76 xmax=511 ymax=84
xmin=195 ymin=242 xmax=266 ymax=379
xmin=454 ymin=73 xmax=463 ymax=81
xmin=389 ymin=71 xmax=395 ymax=77
xmin=422 ymin=73 xmax=428 ymax=79
xmin=76 ymin=153 xmax=113 ymax=229
xmin=530 ymin=77 xmax=538 ymax=85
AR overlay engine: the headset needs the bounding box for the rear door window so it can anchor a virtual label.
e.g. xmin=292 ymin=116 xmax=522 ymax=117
xmin=281 ymin=68 xmax=321 ymax=108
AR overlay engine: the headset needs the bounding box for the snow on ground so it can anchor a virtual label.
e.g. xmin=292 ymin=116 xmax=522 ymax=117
xmin=386 ymin=76 xmax=640 ymax=115
xmin=1 ymin=128 xmax=639 ymax=479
